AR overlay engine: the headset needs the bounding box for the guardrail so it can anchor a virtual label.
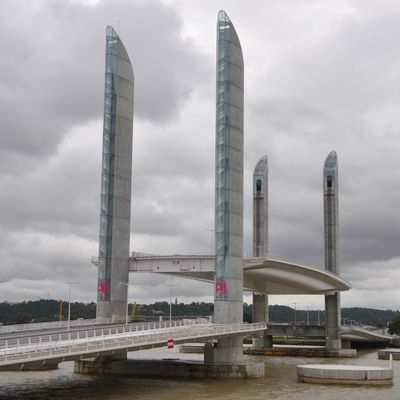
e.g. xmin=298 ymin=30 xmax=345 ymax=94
xmin=0 ymin=320 xmax=266 ymax=367
xmin=0 ymin=318 xmax=209 ymax=350
xmin=0 ymin=316 xmax=212 ymax=335
xmin=0 ymin=318 xmax=108 ymax=335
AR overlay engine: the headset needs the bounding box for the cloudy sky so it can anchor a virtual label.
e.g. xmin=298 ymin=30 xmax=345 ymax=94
xmin=1 ymin=0 xmax=400 ymax=311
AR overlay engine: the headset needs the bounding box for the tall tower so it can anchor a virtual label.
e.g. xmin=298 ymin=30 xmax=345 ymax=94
xmin=211 ymin=10 xmax=244 ymax=364
xmin=252 ymin=155 xmax=270 ymax=349
xmin=323 ymin=151 xmax=341 ymax=350
xmin=253 ymin=155 xmax=268 ymax=258
xmin=97 ymin=26 xmax=134 ymax=322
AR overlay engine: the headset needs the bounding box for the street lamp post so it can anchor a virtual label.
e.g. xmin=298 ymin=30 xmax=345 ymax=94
xmin=66 ymin=281 xmax=79 ymax=330
xmin=293 ymin=302 xmax=300 ymax=326
xmin=166 ymin=283 xmax=179 ymax=322
xmin=118 ymin=281 xmax=130 ymax=325
xmin=205 ymin=229 xmax=215 ymax=255
xmin=0 ymin=280 xmax=5 ymax=303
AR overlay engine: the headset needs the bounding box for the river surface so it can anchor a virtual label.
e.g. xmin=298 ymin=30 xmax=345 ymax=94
xmin=0 ymin=347 xmax=398 ymax=400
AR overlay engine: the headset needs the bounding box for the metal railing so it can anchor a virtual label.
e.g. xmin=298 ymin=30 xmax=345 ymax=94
xmin=0 ymin=318 xmax=110 ymax=335
xmin=0 ymin=320 xmax=266 ymax=367
xmin=0 ymin=318 xmax=208 ymax=349
xmin=0 ymin=316 xmax=211 ymax=335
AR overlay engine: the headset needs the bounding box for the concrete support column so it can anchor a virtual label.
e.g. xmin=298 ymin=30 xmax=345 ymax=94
xmin=342 ymin=340 xmax=352 ymax=349
xmin=323 ymin=151 xmax=341 ymax=351
xmin=252 ymin=292 xmax=272 ymax=349
xmin=209 ymin=10 xmax=244 ymax=366
xmin=96 ymin=26 xmax=134 ymax=324
xmin=252 ymin=156 xmax=269 ymax=349
xmin=205 ymin=337 xmax=244 ymax=364
xmin=325 ymin=292 xmax=341 ymax=350
xmin=253 ymin=155 xmax=268 ymax=259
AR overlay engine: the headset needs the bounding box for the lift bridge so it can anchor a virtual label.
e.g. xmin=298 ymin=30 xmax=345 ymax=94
xmin=0 ymin=316 xmax=391 ymax=371
xmin=0 ymin=319 xmax=266 ymax=371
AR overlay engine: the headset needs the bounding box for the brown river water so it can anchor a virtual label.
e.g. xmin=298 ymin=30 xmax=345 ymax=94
xmin=0 ymin=347 xmax=398 ymax=400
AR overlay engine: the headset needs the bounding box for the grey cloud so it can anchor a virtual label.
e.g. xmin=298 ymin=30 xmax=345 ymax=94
xmin=240 ymin=5 xmax=400 ymax=287
xmin=0 ymin=231 xmax=97 ymax=301
xmin=263 ymin=11 xmax=400 ymax=117
xmin=1 ymin=1 xmax=400 ymax=309
xmin=0 ymin=123 xmax=101 ymax=240
xmin=0 ymin=0 xmax=210 ymax=170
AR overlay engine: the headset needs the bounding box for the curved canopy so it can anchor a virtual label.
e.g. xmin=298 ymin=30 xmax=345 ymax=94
xmin=341 ymin=326 xmax=391 ymax=342
xmin=243 ymin=258 xmax=351 ymax=294
xmin=129 ymin=255 xmax=351 ymax=295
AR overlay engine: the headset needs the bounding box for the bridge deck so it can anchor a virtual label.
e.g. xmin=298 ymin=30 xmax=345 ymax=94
xmin=0 ymin=320 xmax=266 ymax=370
xmin=129 ymin=254 xmax=351 ymax=294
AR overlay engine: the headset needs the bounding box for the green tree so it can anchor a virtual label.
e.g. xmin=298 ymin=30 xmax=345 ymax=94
xmin=388 ymin=315 xmax=400 ymax=335
xmin=16 ymin=312 xmax=32 ymax=324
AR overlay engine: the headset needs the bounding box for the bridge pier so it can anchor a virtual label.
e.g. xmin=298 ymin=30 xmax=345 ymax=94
xmin=74 ymin=351 xmax=128 ymax=374
xmin=325 ymin=292 xmax=341 ymax=351
xmin=96 ymin=26 xmax=133 ymax=324
xmin=252 ymin=292 xmax=272 ymax=349
xmin=323 ymin=151 xmax=342 ymax=353
xmin=75 ymin=357 xmax=265 ymax=379
xmin=2 ymin=362 xmax=59 ymax=371
xmin=209 ymin=10 xmax=255 ymax=376
xmin=204 ymin=338 xmax=243 ymax=364
xmin=75 ymin=350 xmax=265 ymax=379
xmin=342 ymin=339 xmax=352 ymax=349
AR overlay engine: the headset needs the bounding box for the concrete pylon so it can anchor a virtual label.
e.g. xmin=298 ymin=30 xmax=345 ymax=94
xmin=253 ymin=155 xmax=268 ymax=258
xmin=207 ymin=10 xmax=244 ymax=365
xmin=252 ymin=155 xmax=272 ymax=349
xmin=323 ymin=151 xmax=341 ymax=351
xmin=96 ymin=26 xmax=134 ymax=324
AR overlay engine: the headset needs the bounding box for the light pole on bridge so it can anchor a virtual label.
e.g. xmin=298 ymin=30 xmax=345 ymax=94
xmin=118 ymin=281 xmax=130 ymax=325
xmin=64 ymin=281 xmax=79 ymax=330
xmin=293 ymin=302 xmax=300 ymax=326
xmin=205 ymin=229 xmax=215 ymax=255
xmin=166 ymin=283 xmax=180 ymax=321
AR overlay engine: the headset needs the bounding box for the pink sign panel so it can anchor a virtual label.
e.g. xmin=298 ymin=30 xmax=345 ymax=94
xmin=216 ymin=278 xmax=228 ymax=298
xmin=98 ymin=280 xmax=109 ymax=294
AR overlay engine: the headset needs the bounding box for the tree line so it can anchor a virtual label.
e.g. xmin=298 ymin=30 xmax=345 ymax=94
xmin=0 ymin=300 xmax=398 ymax=328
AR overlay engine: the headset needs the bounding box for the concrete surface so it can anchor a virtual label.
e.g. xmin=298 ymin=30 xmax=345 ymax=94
xmin=297 ymin=363 xmax=393 ymax=385
xmin=378 ymin=349 xmax=400 ymax=360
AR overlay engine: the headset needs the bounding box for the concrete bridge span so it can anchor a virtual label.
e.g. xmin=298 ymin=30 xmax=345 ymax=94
xmin=0 ymin=320 xmax=265 ymax=371
xmin=340 ymin=326 xmax=391 ymax=343
xmin=265 ymin=324 xmax=391 ymax=344
xmin=129 ymin=254 xmax=351 ymax=295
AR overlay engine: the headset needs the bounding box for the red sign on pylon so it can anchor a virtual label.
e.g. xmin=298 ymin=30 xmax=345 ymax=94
xmin=167 ymin=338 xmax=174 ymax=349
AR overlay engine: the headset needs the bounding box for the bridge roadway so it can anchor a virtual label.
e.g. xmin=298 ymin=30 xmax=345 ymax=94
xmin=0 ymin=318 xmax=390 ymax=371
xmin=0 ymin=319 xmax=123 ymax=339
xmin=0 ymin=319 xmax=266 ymax=370
xmin=340 ymin=325 xmax=391 ymax=343
xmin=1 ymin=321 xmax=390 ymax=344
xmin=0 ymin=320 xmax=162 ymax=342
xmin=266 ymin=324 xmax=392 ymax=343
xmin=129 ymin=254 xmax=352 ymax=294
